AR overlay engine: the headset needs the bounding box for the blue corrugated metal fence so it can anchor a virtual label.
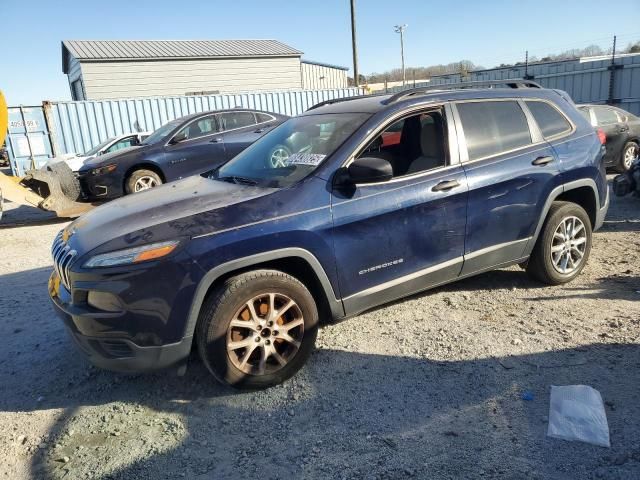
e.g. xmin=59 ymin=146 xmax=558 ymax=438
xmin=6 ymin=87 xmax=364 ymax=176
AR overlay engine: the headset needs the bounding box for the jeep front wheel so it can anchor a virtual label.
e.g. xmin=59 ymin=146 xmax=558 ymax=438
xmin=527 ymin=201 xmax=592 ymax=285
xmin=196 ymin=270 xmax=318 ymax=389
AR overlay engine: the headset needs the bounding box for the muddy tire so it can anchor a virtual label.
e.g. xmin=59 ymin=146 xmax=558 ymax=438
xmin=526 ymin=201 xmax=592 ymax=285
xmin=46 ymin=162 xmax=81 ymax=201
xmin=196 ymin=270 xmax=318 ymax=389
xmin=125 ymin=169 xmax=162 ymax=194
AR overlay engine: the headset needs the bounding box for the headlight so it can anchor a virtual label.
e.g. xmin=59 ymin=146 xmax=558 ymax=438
xmin=91 ymin=164 xmax=117 ymax=176
xmin=83 ymin=240 xmax=179 ymax=268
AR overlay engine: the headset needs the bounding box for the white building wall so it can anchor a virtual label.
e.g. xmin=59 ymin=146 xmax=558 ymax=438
xmin=78 ymin=56 xmax=303 ymax=100
xmin=301 ymin=62 xmax=348 ymax=90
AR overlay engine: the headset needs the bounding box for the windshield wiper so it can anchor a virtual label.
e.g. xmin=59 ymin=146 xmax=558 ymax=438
xmin=217 ymin=175 xmax=258 ymax=186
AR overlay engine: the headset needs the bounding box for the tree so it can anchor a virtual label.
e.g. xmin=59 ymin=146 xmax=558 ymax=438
xmin=625 ymin=42 xmax=640 ymax=53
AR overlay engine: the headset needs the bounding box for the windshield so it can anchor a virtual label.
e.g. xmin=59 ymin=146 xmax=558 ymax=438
xmin=213 ymin=113 xmax=370 ymax=188
xmin=142 ymin=119 xmax=182 ymax=145
xmin=82 ymin=137 xmax=114 ymax=157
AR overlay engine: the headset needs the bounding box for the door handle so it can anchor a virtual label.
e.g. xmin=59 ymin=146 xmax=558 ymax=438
xmin=254 ymin=124 xmax=272 ymax=134
xmin=209 ymin=137 xmax=222 ymax=143
xmin=431 ymin=179 xmax=461 ymax=192
xmin=619 ymin=126 xmax=629 ymax=133
xmin=532 ymin=155 xmax=554 ymax=166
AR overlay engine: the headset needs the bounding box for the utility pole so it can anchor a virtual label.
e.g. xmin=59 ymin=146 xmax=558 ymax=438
xmin=523 ymin=50 xmax=535 ymax=80
xmin=350 ymin=0 xmax=359 ymax=87
xmin=394 ymin=24 xmax=408 ymax=86
xmin=607 ymin=35 xmax=618 ymax=105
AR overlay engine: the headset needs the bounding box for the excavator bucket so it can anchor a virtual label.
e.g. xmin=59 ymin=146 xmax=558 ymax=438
xmin=0 ymin=168 xmax=96 ymax=219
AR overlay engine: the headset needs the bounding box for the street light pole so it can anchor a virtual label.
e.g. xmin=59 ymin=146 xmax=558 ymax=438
xmin=350 ymin=0 xmax=359 ymax=87
xmin=394 ymin=24 xmax=408 ymax=86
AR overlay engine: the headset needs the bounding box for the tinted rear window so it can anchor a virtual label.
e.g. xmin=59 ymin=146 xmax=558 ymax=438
xmin=593 ymin=107 xmax=619 ymax=126
xmin=457 ymin=101 xmax=532 ymax=161
xmin=526 ymin=101 xmax=572 ymax=138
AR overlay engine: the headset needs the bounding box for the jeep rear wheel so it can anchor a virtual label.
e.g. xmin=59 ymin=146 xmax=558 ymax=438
xmin=196 ymin=270 xmax=318 ymax=389
xmin=526 ymin=201 xmax=592 ymax=285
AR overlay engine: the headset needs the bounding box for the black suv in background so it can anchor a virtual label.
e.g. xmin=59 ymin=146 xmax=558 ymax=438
xmin=578 ymin=104 xmax=640 ymax=172
xmin=77 ymin=109 xmax=288 ymax=199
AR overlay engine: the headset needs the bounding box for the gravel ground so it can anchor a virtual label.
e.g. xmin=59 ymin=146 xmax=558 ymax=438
xmin=0 ymin=184 xmax=639 ymax=480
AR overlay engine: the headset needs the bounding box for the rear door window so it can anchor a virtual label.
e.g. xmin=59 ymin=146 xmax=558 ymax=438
xmin=593 ymin=107 xmax=619 ymax=126
xmin=457 ymin=101 xmax=532 ymax=161
xmin=525 ymin=101 xmax=572 ymax=138
xmin=218 ymin=112 xmax=257 ymax=131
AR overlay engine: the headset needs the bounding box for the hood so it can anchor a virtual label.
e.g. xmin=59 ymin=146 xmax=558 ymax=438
xmin=65 ymin=175 xmax=277 ymax=255
xmin=43 ymin=154 xmax=88 ymax=170
xmin=79 ymin=145 xmax=145 ymax=171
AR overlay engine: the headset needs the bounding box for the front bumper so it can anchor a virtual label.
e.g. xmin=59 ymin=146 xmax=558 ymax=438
xmin=78 ymin=170 xmax=125 ymax=200
xmin=48 ymin=271 xmax=192 ymax=372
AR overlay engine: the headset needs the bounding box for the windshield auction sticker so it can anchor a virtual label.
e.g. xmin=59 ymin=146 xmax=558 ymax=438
xmin=0 ymin=90 xmax=7 ymax=147
xmin=285 ymin=153 xmax=326 ymax=166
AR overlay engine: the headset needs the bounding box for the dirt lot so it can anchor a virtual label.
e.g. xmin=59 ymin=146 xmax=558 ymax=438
xmin=0 ymin=185 xmax=639 ymax=480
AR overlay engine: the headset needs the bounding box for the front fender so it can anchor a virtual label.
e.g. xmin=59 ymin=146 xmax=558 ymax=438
xmin=182 ymin=248 xmax=343 ymax=339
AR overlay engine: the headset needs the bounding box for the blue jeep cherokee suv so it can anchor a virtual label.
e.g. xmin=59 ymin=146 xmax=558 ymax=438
xmin=49 ymin=81 xmax=609 ymax=389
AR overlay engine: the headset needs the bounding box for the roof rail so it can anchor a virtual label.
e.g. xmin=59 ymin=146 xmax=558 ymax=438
xmin=382 ymin=79 xmax=543 ymax=105
xmin=307 ymin=93 xmax=387 ymax=111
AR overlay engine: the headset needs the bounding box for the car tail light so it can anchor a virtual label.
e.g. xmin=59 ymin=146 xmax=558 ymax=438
xmin=596 ymin=128 xmax=606 ymax=145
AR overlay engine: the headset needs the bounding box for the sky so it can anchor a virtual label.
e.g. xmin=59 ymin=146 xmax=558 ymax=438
xmin=2 ymin=0 xmax=639 ymax=105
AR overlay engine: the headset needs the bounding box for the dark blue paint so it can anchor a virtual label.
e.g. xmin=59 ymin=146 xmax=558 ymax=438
xmin=463 ymin=142 xmax=561 ymax=255
xmin=49 ymin=87 xmax=608 ymax=372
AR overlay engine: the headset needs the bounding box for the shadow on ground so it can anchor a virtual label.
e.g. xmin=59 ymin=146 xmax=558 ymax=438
xmin=11 ymin=345 xmax=640 ymax=480
xmin=0 ymin=201 xmax=67 ymax=228
xmin=1 ymin=267 xmax=639 ymax=480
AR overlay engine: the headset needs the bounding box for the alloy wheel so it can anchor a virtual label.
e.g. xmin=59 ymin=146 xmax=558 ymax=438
xmin=226 ymin=293 xmax=304 ymax=375
xmin=550 ymin=216 xmax=587 ymax=274
xmin=269 ymin=148 xmax=290 ymax=168
xmin=134 ymin=176 xmax=158 ymax=192
xmin=623 ymin=144 xmax=637 ymax=170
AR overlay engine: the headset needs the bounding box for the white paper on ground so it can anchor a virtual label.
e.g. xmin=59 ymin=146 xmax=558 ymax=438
xmin=547 ymin=385 xmax=610 ymax=447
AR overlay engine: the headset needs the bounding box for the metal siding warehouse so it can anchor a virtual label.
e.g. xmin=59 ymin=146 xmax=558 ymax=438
xmin=301 ymin=60 xmax=348 ymax=90
xmin=428 ymin=53 xmax=640 ymax=115
xmin=62 ymin=40 xmax=348 ymax=100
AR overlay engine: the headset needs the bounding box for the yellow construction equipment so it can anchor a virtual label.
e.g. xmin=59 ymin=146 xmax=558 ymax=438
xmin=0 ymin=170 xmax=96 ymax=219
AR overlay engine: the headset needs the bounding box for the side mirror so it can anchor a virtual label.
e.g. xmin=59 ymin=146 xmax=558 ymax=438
xmin=347 ymin=157 xmax=393 ymax=184
xmin=170 ymin=131 xmax=187 ymax=145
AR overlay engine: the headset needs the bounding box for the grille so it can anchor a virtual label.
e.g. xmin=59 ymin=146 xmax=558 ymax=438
xmin=52 ymin=231 xmax=77 ymax=290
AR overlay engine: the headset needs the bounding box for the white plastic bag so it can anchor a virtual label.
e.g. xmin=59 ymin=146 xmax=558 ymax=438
xmin=547 ymin=385 xmax=610 ymax=447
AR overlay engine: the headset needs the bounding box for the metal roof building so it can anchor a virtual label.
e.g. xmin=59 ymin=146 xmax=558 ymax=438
xmin=61 ymin=40 xmax=348 ymax=100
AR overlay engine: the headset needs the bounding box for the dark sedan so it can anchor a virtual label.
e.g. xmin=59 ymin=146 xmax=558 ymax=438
xmin=578 ymin=104 xmax=640 ymax=172
xmin=77 ymin=109 xmax=288 ymax=200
